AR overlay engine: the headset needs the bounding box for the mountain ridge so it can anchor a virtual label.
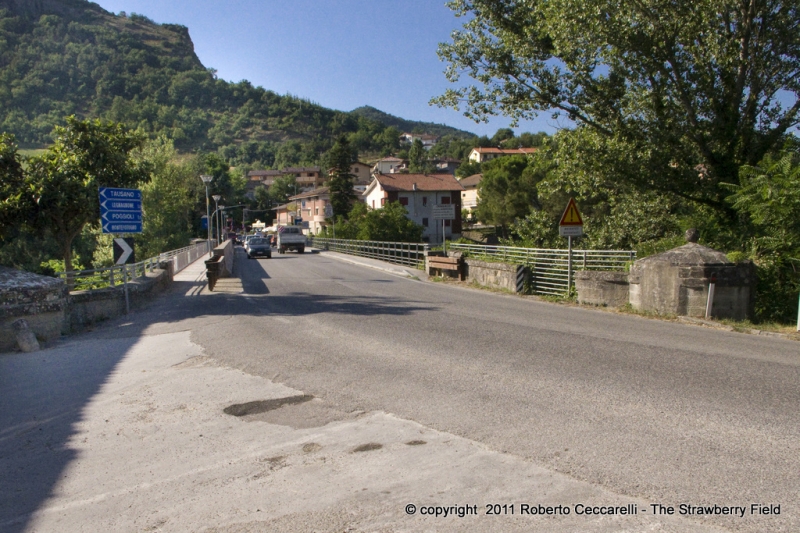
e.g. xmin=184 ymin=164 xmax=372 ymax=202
xmin=351 ymin=106 xmax=476 ymax=139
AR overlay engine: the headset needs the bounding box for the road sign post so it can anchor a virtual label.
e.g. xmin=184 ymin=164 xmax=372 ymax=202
xmin=433 ymin=204 xmax=455 ymax=252
xmin=559 ymin=198 xmax=584 ymax=294
xmin=100 ymin=187 xmax=143 ymax=234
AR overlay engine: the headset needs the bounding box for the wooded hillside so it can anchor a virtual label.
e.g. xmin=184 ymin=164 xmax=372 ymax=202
xmin=0 ymin=0 xmax=475 ymax=166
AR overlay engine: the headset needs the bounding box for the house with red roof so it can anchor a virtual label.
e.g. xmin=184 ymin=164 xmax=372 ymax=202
xmin=363 ymin=173 xmax=465 ymax=243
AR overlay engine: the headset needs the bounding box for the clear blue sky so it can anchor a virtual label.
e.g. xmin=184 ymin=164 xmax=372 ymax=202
xmin=91 ymin=0 xmax=562 ymax=137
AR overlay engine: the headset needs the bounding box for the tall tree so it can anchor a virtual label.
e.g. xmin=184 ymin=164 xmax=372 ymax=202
xmin=135 ymin=136 xmax=196 ymax=258
xmin=475 ymin=155 xmax=539 ymax=237
xmin=408 ymin=138 xmax=427 ymax=173
xmin=25 ymin=117 xmax=150 ymax=272
xmin=433 ymin=0 xmax=800 ymax=216
xmin=325 ymin=136 xmax=357 ymax=218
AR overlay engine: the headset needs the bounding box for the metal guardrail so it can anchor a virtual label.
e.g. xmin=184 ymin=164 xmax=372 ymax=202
xmin=448 ymin=243 xmax=636 ymax=296
xmin=58 ymin=241 xmax=212 ymax=292
xmin=309 ymin=237 xmax=429 ymax=268
xmin=305 ymin=238 xmax=636 ymax=296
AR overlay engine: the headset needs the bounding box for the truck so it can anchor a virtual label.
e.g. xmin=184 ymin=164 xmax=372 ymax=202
xmin=276 ymin=226 xmax=306 ymax=254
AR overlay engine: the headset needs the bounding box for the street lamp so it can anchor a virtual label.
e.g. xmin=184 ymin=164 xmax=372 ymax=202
xmin=212 ymin=194 xmax=221 ymax=244
xmin=200 ymin=175 xmax=213 ymax=250
xmin=219 ymin=205 xmax=226 ymax=241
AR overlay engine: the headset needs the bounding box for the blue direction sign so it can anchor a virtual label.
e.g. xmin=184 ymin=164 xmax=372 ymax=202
xmin=100 ymin=187 xmax=141 ymax=201
xmin=100 ymin=187 xmax=142 ymax=234
xmin=101 ymin=199 xmax=142 ymax=211
xmin=103 ymin=221 xmax=143 ymax=233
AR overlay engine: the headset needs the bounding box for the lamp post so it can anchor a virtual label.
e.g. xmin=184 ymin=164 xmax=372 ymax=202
xmin=212 ymin=195 xmax=221 ymax=244
xmin=200 ymin=175 xmax=213 ymax=252
xmin=219 ymin=205 xmax=225 ymax=241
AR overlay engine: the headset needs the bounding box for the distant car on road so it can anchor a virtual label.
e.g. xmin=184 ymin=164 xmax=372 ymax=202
xmin=245 ymin=237 xmax=272 ymax=259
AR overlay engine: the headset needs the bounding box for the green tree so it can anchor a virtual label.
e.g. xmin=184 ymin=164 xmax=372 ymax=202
xmin=253 ymin=186 xmax=272 ymax=212
xmin=408 ymin=138 xmax=426 ymax=173
xmin=135 ymin=136 xmax=197 ymax=259
xmin=378 ymin=126 xmax=401 ymax=155
xmin=25 ymin=117 xmax=150 ymax=272
xmin=320 ymin=201 xmax=424 ymax=243
xmin=359 ymin=202 xmax=424 ymax=242
xmin=475 ymin=155 xmax=539 ymax=237
xmin=726 ymin=146 xmax=800 ymax=321
xmin=455 ymin=160 xmax=482 ymax=179
xmin=434 ymin=0 xmax=800 ymax=217
xmin=491 ymin=128 xmax=514 ymax=146
xmin=525 ymin=130 xmax=684 ymax=250
xmin=0 ymin=134 xmax=29 ymax=241
xmin=270 ymin=175 xmax=298 ymax=204
xmin=325 ymin=136 xmax=357 ymax=218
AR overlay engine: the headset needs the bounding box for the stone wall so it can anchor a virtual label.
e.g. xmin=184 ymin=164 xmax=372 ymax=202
xmin=628 ymin=243 xmax=755 ymax=320
xmin=575 ymin=271 xmax=629 ymax=307
xmin=68 ymin=265 xmax=174 ymax=331
xmin=0 ymin=266 xmax=68 ymax=352
xmin=1 ymin=263 xmax=175 ymax=353
xmin=464 ymin=259 xmax=526 ymax=293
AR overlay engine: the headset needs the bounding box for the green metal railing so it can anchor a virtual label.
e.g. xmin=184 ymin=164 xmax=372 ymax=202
xmin=448 ymin=242 xmax=635 ymax=295
xmin=58 ymin=241 xmax=212 ymax=292
xmin=309 ymin=237 xmax=429 ymax=268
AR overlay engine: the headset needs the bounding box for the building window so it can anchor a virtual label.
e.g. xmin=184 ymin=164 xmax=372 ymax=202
xmin=399 ymin=197 xmax=409 ymax=206
xmin=372 ymin=200 xmax=375 ymax=209
xmin=422 ymin=218 xmax=429 ymax=227
xmin=422 ymin=196 xmax=428 ymax=206
xmin=381 ymin=198 xmax=386 ymax=206
xmin=315 ymin=208 xmax=319 ymax=215
xmin=441 ymin=196 xmax=451 ymax=204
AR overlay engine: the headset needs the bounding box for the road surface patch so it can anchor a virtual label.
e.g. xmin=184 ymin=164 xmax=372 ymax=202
xmin=352 ymin=443 xmax=383 ymax=453
xmin=223 ymin=394 xmax=313 ymax=416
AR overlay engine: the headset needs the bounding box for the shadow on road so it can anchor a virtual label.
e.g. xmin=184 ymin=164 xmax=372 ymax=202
xmin=0 ymin=251 xmax=436 ymax=531
xmin=0 ymin=337 xmax=139 ymax=533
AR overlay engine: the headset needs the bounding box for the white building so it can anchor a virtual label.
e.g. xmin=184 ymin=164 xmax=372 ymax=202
xmin=371 ymin=157 xmax=406 ymax=175
xmin=363 ymin=173 xmax=465 ymax=243
xmin=467 ymin=147 xmax=537 ymax=163
xmin=459 ymin=173 xmax=482 ymax=213
xmin=400 ymin=133 xmax=439 ymax=150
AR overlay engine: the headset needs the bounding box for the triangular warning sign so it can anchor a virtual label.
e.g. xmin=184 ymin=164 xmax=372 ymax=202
xmin=559 ymin=198 xmax=583 ymax=226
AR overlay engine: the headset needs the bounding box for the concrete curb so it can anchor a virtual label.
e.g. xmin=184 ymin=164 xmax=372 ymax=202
xmin=677 ymin=315 xmax=798 ymax=340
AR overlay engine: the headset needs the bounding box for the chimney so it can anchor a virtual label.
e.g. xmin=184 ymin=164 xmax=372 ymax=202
xmin=413 ymin=183 xmax=417 ymax=191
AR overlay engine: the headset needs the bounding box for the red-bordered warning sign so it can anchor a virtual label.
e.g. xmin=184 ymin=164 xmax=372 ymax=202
xmin=559 ymin=198 xmax=583 ymax=226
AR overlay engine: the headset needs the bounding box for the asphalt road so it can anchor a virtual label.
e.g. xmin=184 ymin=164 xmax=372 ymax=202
xmin=4 ymin=247 xmax=797 ymax=532
xmin=176 ymin=247 xmax=799 ymax=533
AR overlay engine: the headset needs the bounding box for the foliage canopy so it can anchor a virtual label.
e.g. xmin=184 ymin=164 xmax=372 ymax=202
xmin=434 ymin=0 xmax=800 ymax=215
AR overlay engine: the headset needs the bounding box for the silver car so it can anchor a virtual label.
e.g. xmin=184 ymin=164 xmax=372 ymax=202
xmin=245 ymin=237 xmax=272 ymax=259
